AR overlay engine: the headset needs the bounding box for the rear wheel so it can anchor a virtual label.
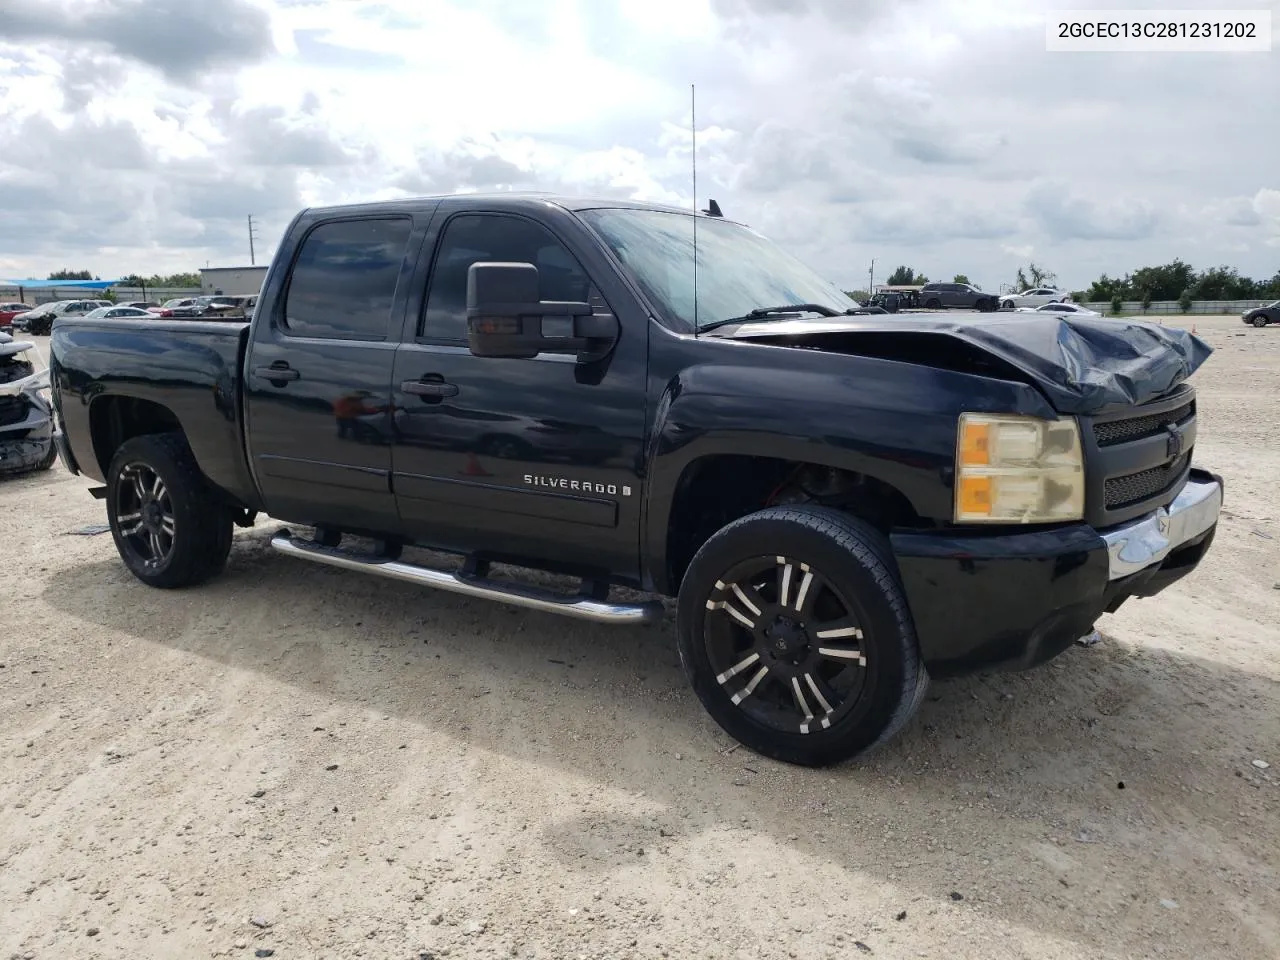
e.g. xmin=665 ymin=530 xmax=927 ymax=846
xmin=106 ymin=432 xmax=235 ymax=588
xmin=676 ymin=505 xmax=928 ymax=766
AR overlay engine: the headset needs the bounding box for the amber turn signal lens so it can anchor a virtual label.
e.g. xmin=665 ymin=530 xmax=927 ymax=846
xmin=957 ymin=475 xmax=992 ymax=517
xmin=959 ymin=421 xmax=990 ymax=466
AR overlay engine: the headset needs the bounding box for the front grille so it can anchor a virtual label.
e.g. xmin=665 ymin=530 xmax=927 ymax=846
xmin=0 ymin=396 xmax=29 ymax=428
xmin=1104 ymin=452 xmax=1190 ymax=508
xmin=1094 ymin=399 xmax=1194 ymax=446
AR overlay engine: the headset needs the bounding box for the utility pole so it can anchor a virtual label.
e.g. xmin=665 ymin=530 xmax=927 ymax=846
xmin=868 ymin=258 xmax=875 ymax=294
xmin=248 ymin=214 xmax=261 ymax=266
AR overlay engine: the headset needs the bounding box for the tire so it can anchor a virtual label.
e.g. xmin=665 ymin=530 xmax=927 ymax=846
xmin=1002 ymin=299 xmax=1015 ymax=310
xmin=1254 ymin=316 xmax=1268 ymax=328
xmin=35 ymin=440 xmax=56 ymax=471
xmin=676 ymin=504 xmax=928 ymax=767
xmin=925 ymin=298 xmax=941 ymax=310
xmin=105 ymin=432 xmax=235 ymax=588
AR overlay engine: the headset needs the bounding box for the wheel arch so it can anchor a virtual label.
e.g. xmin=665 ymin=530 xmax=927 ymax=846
xmin=89 ymin=394 xmax=183 ymax=477
xmin=648 ymin=450 xmax=928 ymax=597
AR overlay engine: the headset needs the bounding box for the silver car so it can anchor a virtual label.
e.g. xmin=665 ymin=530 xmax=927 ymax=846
xmin=83 ymin=306 xmax=159 ymax=321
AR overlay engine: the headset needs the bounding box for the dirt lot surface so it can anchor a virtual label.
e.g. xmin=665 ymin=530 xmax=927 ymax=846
xmin=2 ymin=315 xmax=1277 ymax=960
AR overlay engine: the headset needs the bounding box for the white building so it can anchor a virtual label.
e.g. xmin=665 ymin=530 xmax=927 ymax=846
xmin=200 ymin=266 xmax=268 ymax=297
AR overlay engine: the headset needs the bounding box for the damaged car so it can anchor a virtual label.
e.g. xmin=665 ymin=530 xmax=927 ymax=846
xmin=0 ymin=331 xmax=56 ymax=477
xmin=49 ymin=194 xmax=1222 ymax=766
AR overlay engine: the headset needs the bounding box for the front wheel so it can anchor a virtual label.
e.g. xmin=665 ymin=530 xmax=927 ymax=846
xmin=106 ymin=432 xmax=235 ymax=588
xmin=676 ymin=505 xmax=928 ymax=766
xmin=925 ymin=298 xmax=941 ymax=309
xmin=1002 ymin=299 xmax=1015 ymax=309
xmin=1254 ymin=316 xmax=1268 ymax=328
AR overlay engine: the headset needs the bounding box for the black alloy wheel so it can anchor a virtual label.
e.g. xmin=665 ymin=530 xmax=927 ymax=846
xmin=703 ymin=554 xmax=869 ymax=736
xmin=677 ymin=505 xmax=928 ymax=766
xmin=113 ymin=462 xmax=177 ymax=571
xmin=106 ymin=432 xmax=235 ymax=588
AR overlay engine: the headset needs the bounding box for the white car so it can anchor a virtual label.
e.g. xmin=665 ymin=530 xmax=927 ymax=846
xmin=1014 ymin=302 xmax=1100 ymax=317
xmin=83 ymin=306 xmax=159 ymax=321
xmin=1000 ymin=287 xmax=1071 ymax=309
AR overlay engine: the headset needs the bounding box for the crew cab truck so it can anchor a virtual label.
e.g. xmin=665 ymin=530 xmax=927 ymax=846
xmin=48 ymin=194 xmax=1223 ymax=767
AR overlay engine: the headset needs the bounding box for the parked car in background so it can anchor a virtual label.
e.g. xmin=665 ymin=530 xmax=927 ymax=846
xmin=196 ymin=295 xmax=256 ymax=319
xmin=919 ymin=282 xmax=999 ymax=312
xmin=122 ymin=301 xmax=162 ymax=312
xmin=1241 ymin=301 xmax=1279 ymax=328
xmin=866 ymin=290 xmax=921 ymax=313
xmin=1000 ymin=287 xmax=1072 ymax=309
xmin=0 ymin=303 xmax=31 ymax=333
xmin=13 ymin=300 xmax=111 ymax=335
xmin=154 ymin=298 xmax=201 ymax=317
xmin=83 ymin=306 xmax=158 ymax=321
xmin=1015 ymin=302 xmax=1101 ymax=317
xmin=156 ymin=296 xmax=255 ymax=320
xmin=0 ymin=330 xmax=56 ymax=476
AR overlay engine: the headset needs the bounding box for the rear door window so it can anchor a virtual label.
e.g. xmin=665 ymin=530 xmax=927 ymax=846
xmin=283 ymin=217 xmax=413 ymax=340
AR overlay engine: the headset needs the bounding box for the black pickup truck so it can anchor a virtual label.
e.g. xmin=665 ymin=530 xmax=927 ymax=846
xmin=48 ymin=194 xmax=1223 ymax=766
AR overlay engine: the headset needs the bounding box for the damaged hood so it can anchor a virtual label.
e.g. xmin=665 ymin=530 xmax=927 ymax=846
xmin=716 ymin=312 xmax=1213 ymax=413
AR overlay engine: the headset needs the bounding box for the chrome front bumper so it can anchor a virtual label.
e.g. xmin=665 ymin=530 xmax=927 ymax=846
xmin=1102 ymin=475 xmax=1223 ymax=580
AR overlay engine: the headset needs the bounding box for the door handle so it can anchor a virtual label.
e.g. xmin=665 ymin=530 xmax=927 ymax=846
xmin=254 ymin=362 xmax=300 ymax=384
xmin=402 ymin=378 xmax=458 ymax=398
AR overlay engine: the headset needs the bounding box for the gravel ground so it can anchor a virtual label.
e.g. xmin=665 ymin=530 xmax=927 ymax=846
xmin=2 ymin=315 xmax=1277 ymax=960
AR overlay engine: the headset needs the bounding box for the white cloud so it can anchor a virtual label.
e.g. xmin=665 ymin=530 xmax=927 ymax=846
xmin=0 ymin=0 xmax=1276 ymax=292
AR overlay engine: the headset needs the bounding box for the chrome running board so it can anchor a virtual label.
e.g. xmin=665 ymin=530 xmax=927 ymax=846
xmin=270 ymin=529 xmax=663 ymax=626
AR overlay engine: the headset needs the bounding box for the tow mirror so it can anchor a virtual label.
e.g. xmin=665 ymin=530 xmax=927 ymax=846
xmin=465 ymin=261 xmax=617 ymax=361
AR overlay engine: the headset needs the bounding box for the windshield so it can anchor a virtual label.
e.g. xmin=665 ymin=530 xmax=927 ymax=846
xmin=578 ymin=208 xmax=855 ymax=329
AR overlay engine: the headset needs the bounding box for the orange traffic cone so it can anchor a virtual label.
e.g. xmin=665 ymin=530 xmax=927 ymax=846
xmin=462 ymin=452 xmax=490 ymax=477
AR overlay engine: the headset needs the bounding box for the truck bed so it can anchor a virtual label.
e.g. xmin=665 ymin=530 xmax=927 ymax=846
xmin=50 ymin=317 xmax=258 ymax=506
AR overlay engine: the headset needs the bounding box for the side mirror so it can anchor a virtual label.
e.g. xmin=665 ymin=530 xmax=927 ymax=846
xmin=465 ymin=262 xmax=618 ymax=361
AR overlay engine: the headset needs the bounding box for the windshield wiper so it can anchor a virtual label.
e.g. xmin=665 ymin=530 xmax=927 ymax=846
xmin=699 ymin=303 xmax=844 ymax=333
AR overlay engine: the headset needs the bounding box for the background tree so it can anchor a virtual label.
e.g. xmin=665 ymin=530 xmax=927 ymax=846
xmin=47 ymin=269 xmax=95 ymax=280
xmin=885 ymin=265 xmax=927 ymax=286
xmin=1013 ymin=262 xmax=1057 ymax=292
xmin=1080 ymin=259 xmax=1275 ymax=304
xmin=953 ymin=273 xmax=970 ymax=285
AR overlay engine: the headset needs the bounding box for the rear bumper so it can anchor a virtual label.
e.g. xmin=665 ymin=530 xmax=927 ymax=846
xmin=891 ymin=468 xmax=1223 ymax=676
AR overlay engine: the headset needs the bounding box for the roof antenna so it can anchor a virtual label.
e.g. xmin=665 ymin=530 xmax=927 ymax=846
xmin=691 ymin=82 xmax=699 ymax=338
xmin=702 ymin=199 xmax=722 ymax=218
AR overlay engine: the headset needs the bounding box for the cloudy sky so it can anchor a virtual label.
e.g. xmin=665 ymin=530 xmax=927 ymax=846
xmin=1 ymin=0 xmax=1276 ymax=293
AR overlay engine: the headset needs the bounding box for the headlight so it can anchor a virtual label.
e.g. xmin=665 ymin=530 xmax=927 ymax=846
xmin=954 ymin=413 xmax=1084 ymax=523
